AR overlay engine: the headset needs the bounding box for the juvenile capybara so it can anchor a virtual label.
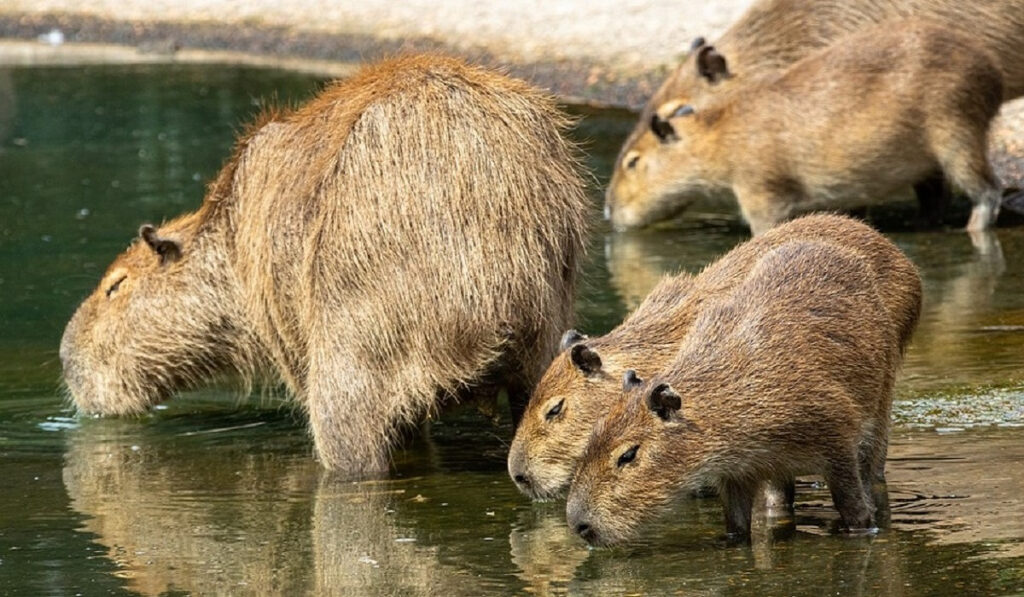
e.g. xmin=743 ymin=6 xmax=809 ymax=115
xmin=566 ymin=239 xmax=914 ymax=546
xmin=609 ymin=0 xmax=1024 ymax=227
xmin=59 ymin=55 xmax=590 ymax=475
xmin=606 ymin=22 xmax=1004 ymax=234
xmin=507 ymin=215 xmax=920 ymax=500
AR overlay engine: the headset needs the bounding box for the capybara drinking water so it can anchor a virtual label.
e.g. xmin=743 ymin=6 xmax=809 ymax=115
xmin=609 ymin=0 xmax=1024 ymax=230
xmin=59 ymin=55 xmax=590 ymax=475
xmin=507 ymin=215 xmax=920 ymax=500
xmin=606 ymin=22 xmax=1004 ymax=234
xmin=566 ymin=239 xmax=915 ymax=546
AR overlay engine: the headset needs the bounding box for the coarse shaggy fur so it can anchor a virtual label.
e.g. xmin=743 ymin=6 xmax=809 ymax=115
xmin=60 ymin=54 xmax=591 ymax=475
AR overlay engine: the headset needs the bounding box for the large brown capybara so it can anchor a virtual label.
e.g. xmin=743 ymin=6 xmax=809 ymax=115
xmin=566 ymin=239 xmax=916 ymax=546
xmin=59 ymin=55 xmax=590 ymax=475
xmin=609 ymin=0 xmax=1024 ymax=230
xmin=606 ymin=22 xmax=1004 ymax=234
xmin=507 ymin=214 xmax=920 ymax=500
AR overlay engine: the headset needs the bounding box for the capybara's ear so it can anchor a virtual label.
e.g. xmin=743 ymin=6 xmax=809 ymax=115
xmin=690 ymin=36 xmax=706 ymax=52
xmin=622 ymin=369 xmax=644 ymax=391
xmin=650 ymin=114 xmax=677 ymax=142
xmin=570 ymin=343 xmax=603 ymax=376
xmin=647 ymin=383 xmax=682 ymax=421
xmin=139 ymin=224 xmax=183 ymax=265
xmin=560 ymin=329 xmax=589 ymax=352
xmin=696 ymin=45 xmax=730 ymax=83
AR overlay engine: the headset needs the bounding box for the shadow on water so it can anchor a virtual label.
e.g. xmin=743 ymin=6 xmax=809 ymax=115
xmin=0 ymin=64 xmax=1022 ymax=595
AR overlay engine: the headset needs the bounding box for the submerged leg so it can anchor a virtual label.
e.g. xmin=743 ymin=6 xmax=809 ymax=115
xmin=931 ymin=129 xmax=1001 ymax=231
xmin=721 ymin=478 xmax=756 ymax=538
xmin=825 ymin=450 xmax=875 ymax=531
xmin=304 ymin=349 xmax=432 ymax=476
xmin=763 ymin=478 xmax=796 ymax=515
xmin=913 ymin=172 xmax=951 ymax=228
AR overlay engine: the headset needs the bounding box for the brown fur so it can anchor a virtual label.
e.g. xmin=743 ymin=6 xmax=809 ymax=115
xmin=607 ymin=21 xmax=1004 ymax=233
xmin=628 ymin=0 xmax=1024 ymax=143
xmin=610 ymin=0 xmax=1024 ymax=223
xmin=59 ymin=54 xmax=590 ymax=475
xmin=507 ymin=214 xmax=920 ymax=500
xmin=566 ymin=238 xmax=917 ymax=546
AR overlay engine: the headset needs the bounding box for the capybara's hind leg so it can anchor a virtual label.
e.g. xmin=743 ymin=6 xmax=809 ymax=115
xmin=857 ymin=430 xmax=890 ymax=519
xmin=306 ymin=379 xmax=392 ymax=476
xmin=825 ymin=449 xmax=875 ymax=531
xmin=931 ymin=131 xmax=1001 ymax=231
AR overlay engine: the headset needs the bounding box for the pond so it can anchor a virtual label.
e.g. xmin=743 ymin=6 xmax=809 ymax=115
xmin=1 ymin=63 xmax=1023 ymax=596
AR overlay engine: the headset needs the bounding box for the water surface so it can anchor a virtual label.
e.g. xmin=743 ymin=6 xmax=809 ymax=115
xmin=1 ymin=64 xmax=1023 ymax=596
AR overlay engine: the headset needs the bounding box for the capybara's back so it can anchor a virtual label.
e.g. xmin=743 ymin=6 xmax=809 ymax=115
xmin=60 ymin=55 xmax=590 ymax=475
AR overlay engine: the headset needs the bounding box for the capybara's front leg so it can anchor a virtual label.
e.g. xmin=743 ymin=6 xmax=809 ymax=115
xmin=763 ymin=478 xmax=796 ymax=515
xmin=306 ymin=380 xmax=392 ymax=476
xmin=735 ymin=186 xmax=790 ymax=236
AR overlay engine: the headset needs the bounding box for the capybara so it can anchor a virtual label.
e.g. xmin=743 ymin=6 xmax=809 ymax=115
xmin=606 ymin=22 xmax=1004 ymax=234
xmin=59 ymin=55 xmax=590 ymax=475
xmin=567 ymin=239 xmax=914 ymax=546
xmin=609 ymin=0 xmax=1024 ymax=224
xmin=507 ymin=215 xmax=920 ymax=500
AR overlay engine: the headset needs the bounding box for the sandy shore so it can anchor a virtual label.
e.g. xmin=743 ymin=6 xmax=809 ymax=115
xmin=2 ymin=1 xmax=751 ymax=72
xmin=0 ymin=1 xmax=755 ymax=108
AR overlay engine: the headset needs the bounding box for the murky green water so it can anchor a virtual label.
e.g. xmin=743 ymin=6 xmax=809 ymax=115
xmin=1 ymin=64 xmax=1023 ymax=596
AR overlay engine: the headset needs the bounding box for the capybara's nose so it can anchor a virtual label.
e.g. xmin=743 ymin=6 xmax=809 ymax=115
xmin=575 ymin=522 xmax=596 ymax=543
xmin=513 ymin=473 xmax=531 ymax=487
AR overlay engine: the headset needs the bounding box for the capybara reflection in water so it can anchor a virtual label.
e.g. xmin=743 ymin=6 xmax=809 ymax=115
xmin=608 ymin=15 xmax=1014 ymax=232
xmin=508 ymin=215 xmax=920 ymax=501
xmin=60 ymin=55 xmax=590 ymax=475
xmin=567 ymin=239 xmax=918 ymax=546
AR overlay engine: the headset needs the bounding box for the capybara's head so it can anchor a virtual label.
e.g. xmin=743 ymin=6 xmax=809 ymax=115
xmin=507 ymin=331 xmax=624 ymax=500
xmin=605 ymin=97 xmax=727 ymax=231
xmin=60 ymin=216 xmax=248 ymax=414
xmin=566 ymin=375 xmax=691 ymax=546
xmin=606 ymin=39 xmax=733 ymax=230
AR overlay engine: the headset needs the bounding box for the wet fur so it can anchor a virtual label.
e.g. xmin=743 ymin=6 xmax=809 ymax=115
xmin=508 ymin=214 xmax=920 ymax=499
xmin=608 ymin=22 xmax=1004 ymax=233
xmin=60 ymin=54 xmax=590 ymax=475
xmin=567 ymin=239 xmax=916 ymax=545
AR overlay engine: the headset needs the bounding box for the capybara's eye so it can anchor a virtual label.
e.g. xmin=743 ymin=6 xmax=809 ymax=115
xmin=105 ymin=275 xmax=127 ymax=298
xmin=545 ymin=399 xmax=565 ymax=421
xmin=617 ymin=445 xmax=639 ymax=468
xmin=670 ymin=104 xmax=695 ymax=119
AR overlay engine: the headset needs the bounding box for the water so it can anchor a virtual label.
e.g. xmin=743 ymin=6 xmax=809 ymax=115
xmin=1 ymin=64 xmax=1023 ymax=596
